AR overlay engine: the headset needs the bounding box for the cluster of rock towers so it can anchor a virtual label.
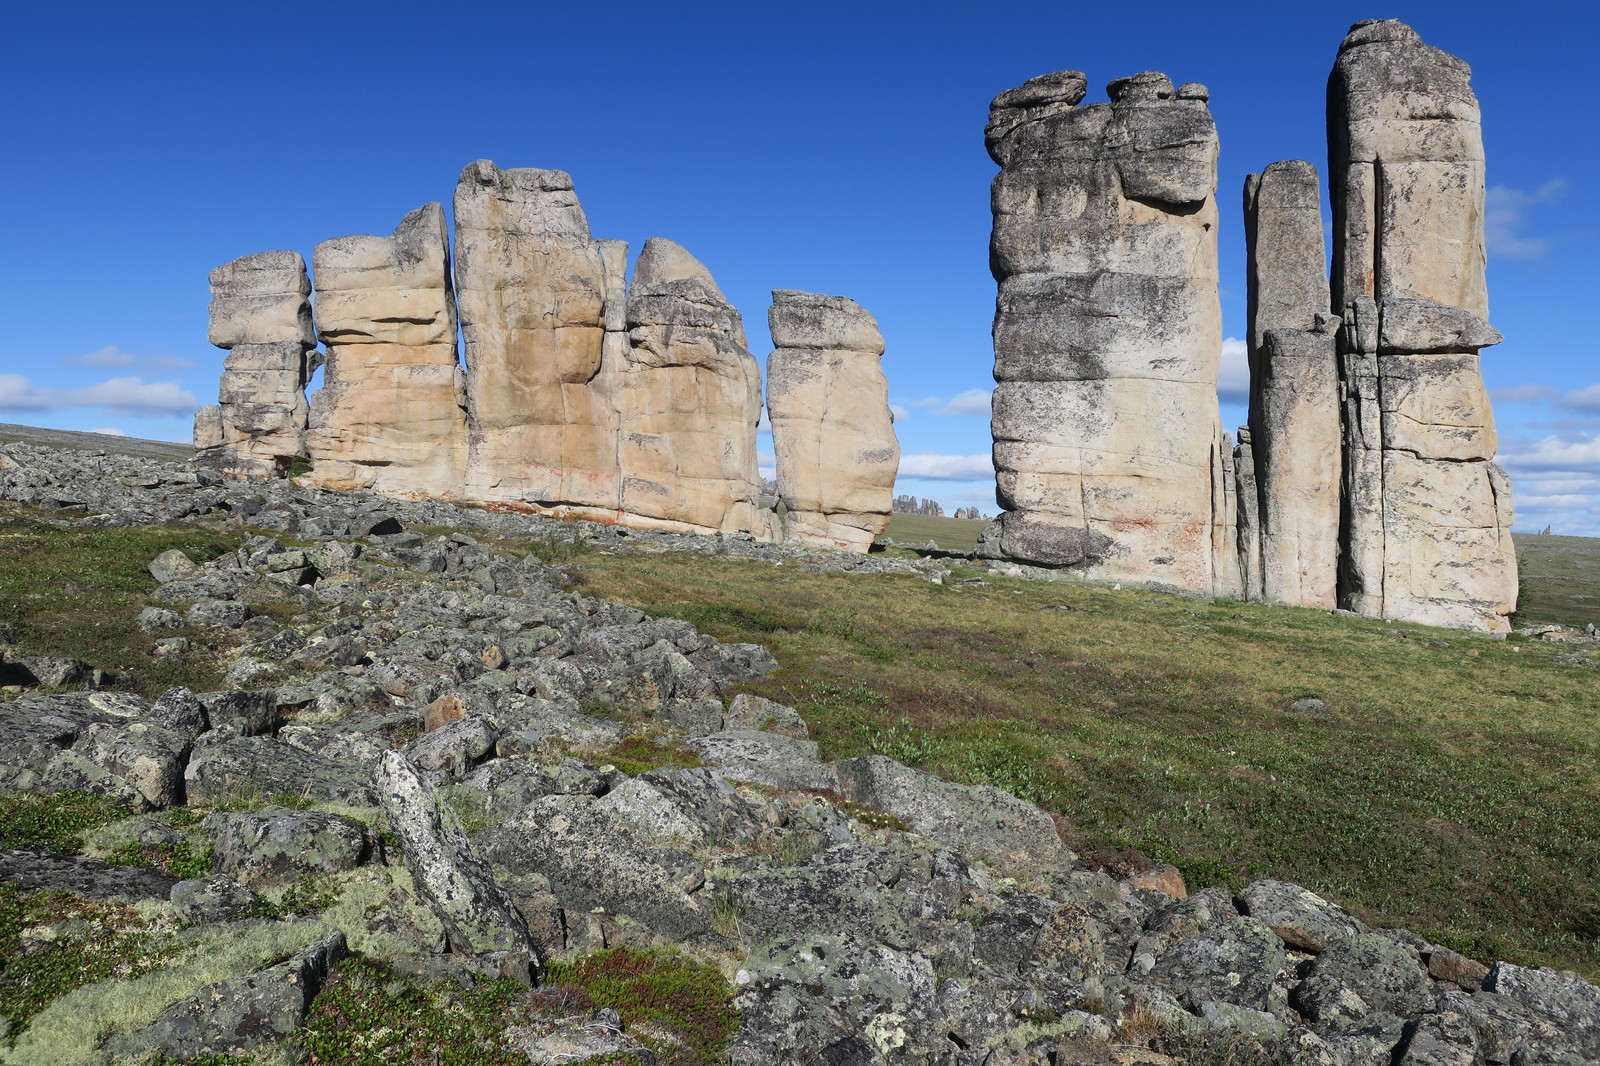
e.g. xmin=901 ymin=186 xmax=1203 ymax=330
xmin=193 ymin=163 xmax=899 ymax=552
xmin=979 ymin=19 xmax=1517 ymax=632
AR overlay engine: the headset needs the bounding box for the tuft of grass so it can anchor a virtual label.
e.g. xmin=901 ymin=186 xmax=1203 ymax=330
xmin=578 ymin=545 xmax=1600 ymax=978
xmin=0 ymin=503 xmax=243 ymax=697
xmin=600 ymin=736 xmax=706 ymax=778
xmin=301 ymin=956 xmax=529 ymax=1066
xmin=0 ymin=883 xmax=179 ymax=1035
xmin=544 ymin=948 xmax=739 ymax=1066
xmin=0 ymin=790 xmax=132 ymax=853
xmin=105 ymin=838 xmax=214 ymax=880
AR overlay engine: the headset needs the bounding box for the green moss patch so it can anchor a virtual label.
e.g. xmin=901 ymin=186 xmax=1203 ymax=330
xmin=545 ymin=948 xmax=739 ymax=1065
xmin=601 ymin=736 xmax=706 ymax=777
xmin=0 ymin=790 xmax=132 ymax=852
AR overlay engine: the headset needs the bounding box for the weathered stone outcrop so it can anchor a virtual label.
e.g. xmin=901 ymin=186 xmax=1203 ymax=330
xmin=453 ymin=160 xmax=619 ymax=513
xmin=1328 ymin=19 xmax=1516 ymax=631
xmin=1241 ymin=161 xmax=1340 ymax=609
xmin=982 ymin=70 xmax=1232 ymax=593
xmin=766 ymin=289 xmax=898 ymax=550
xmin=194 ymin=251 xmax=315 ymax=479
xmin=617 ymin=237 xmax=769 ymax=535
xmin=306 ymin=203 xmax=468 ymax=498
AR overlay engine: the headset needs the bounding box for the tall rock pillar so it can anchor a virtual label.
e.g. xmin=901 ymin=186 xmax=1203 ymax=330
xmin=1328 ymin=19 xmax=1516 ymax=631
xmin=766 ymin=290 xmax=899 ymax=551
xmin=981 ymin=70 xmax=1228 ymax=593
xmin=1243 ymin=161 xmax=1341 ymax=608
xmin=453 ymin=161 xmax=619 ymax=513
xmin=306 ymin=203 xmax=467 ymax=497
xmin=193 ymin=250 xmax=315 ymax=479
xmin=617 ymin=238 xmax=769 ymax=535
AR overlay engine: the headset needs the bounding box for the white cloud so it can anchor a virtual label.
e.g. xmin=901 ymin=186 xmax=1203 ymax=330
xmin=143 ymin=355 xmax=199 ymax=372
xmin=1485 ymin=180 xmax=1565 ymax=260
xmin=89 ymin=427 xmax=128 ymax=437
xmin=905 ymin=396 xmax=942 ymax=409
xmin=61 ymin=345 xmax=137 ymax=368
xmin=1498 ymin=433 xmax=1600 ymax=475
xmin=889 ymin=404 xmax=910 ymax=421
xmin=0 ymin=373 xmax=199 ymax=418
xmin=1216 ymin=337 xmax=1249 ymax=406
xmin=898 ymin=452 xmax=994 ymax=480
xmin=938 ymin=388 xmax=992 ymax=416
xmin=1558 ymin=384 xmax=1600 ymax=414
xmin=1490 ymin=384 xmax=1561 ymax=404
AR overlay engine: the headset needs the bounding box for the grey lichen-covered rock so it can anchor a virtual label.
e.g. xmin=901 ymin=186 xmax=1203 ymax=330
xmin=732 ymin=845 xmax=918 ymax=950
xmin=1482 ymin=963 xmax=1600 ymax=1057
xmin=1147 ymin=915 xmax=1286 ymax=1009
xmin=203 ymin=806 xmax=375 ymax=888
xmin=834 ymin=754 xmax=1069 ymax=870
xmin=377 ymin=750 xmax=539 ymax=967
xmin=984 ymin=67 xmax=1234 ymax=595
xmin=0 ymin=848 xmax=178 ymax=901
xmin=106 ymin=930 xmax=346 ymax=1062
xmin=596 ymin=766 xmax=770 ymax=847
xmin=1329 ymin=19 xmax=1516 ymax=633
xmin=1395 ymin=1009 xmax=1482 ymax=1066
xmin=170 ymin=875 xmax=267 ymax=924
xmin=480 ymin=793 xmax=712 ymax=943
xmin=722 ymin=692 xmax=808 ymax=738
xmin=1238 ymin=878 xmax=1367 ymax=953
xmin=1295 ymin=931 xmax=1434 ymax=1022
xmin=684 ymin=730 xmax=839 ymax=792
xmin=147 ymin=549 xmax=201 ymax=584
xmin=184 ymin=734 xmax=377 ymax=805
xmin=766 ymin=289 xmax=898 ymax=552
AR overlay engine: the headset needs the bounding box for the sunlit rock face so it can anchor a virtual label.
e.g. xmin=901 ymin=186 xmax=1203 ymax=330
xmin=616 ymin=238 xmax=770 ymax=536
xmin=982 ymin=69 xmax=1232 ymax=594
xmin=306 ymin=203 xmax=467 ymax=498
xmin=766 ymin=290 xmax=898 ymax=552
xmin=1241 ymin=161 xmax=1340 ymax=610
xmin=1328 ymin=19 xmax=1515 ymax=632
xmin=194 ymin=250 xmax=315 ymax=480
xmin=452 ymin=160 xmax=620 ymax=514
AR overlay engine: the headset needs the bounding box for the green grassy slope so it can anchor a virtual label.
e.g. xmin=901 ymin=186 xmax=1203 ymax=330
xmin=1513 ymin=532 xmax=1600 ymax=629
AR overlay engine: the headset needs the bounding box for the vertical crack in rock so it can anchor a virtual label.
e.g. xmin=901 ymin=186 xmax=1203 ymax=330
xmin=767 ymin=290 xmax=899 ymax=551
xmin=1242 ymin=161 xmax=1341 ymax=609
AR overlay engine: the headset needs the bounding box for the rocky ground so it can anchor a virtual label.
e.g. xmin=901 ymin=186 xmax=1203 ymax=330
xmin=0 ymin=437 xmax=1597 ymax=1066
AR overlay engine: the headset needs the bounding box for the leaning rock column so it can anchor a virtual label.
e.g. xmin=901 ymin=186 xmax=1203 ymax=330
xmin=1329 ymin=19 xmax=1516 ymax=631
xmin=1243 ymin=161 xmax=1340 ymax=608
xmin=617 ymin=238 xmax=768 ymax=535
xmin=306 ymin=203 xmax=467 ymax=497
xmin=193 ymin=250 xmax=315 ymax=479
xmin=982 ymin=71 xmax=1227 ymax=592
xmin=767 ymin=290 xmax=899 ymax=551
xmin=453 ymin=161 xmax=619 ymax=513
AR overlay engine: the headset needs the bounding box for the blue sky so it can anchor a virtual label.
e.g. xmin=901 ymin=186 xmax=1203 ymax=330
xmin=2 ymin=1 xmax=1595 ymax=531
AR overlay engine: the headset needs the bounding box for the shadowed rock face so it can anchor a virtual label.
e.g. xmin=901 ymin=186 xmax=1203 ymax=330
xmin=194 ymin=250 xmax=315 ymax=480
xmin=1328 ymin=19 xmax=1516 ymax=632
xmin=452 ymin=160 xmax=619 ymax=512
xmin=983 ymin=69 xmax=1231 ymax=592
xmin=617 ymin=237 xmax=769 ymax=536
xmin=1241 ymin=161 xmax=1340 ymax=610
xmin=306 ymin=203 xmax=467 ymax=498
xmin=767 ymin=290 xmax=898 ymax=551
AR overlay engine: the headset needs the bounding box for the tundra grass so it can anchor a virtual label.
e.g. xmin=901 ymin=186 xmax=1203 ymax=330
xmin=579 ymin=548 xmax=1600 ymax=978
xmin=0 ymin=502 xmax=242 ymax=698
xmin=881 ymin=512 xmax=988 ymax=553
xmin=1513 ymin=532 xmax=1600 ymax=629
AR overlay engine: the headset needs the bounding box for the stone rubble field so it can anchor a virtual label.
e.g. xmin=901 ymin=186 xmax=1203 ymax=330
xmin=0 ymin=438 xmax=1596 ymax=1066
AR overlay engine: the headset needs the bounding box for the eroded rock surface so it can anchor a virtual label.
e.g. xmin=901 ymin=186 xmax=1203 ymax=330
xmin=983 ymin=69 xmax=1233 ymax=594
xmin=1329 ymin=19 xmax=1516 ymax=631
xmin=767 ymin=289 xmax=898 ymax=551
xmin=307 ymin=202 xmax=468 ymax=498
